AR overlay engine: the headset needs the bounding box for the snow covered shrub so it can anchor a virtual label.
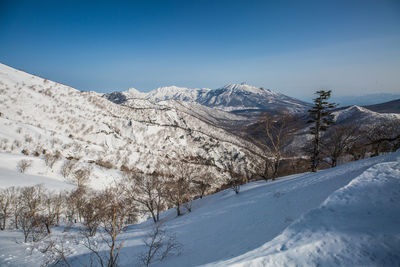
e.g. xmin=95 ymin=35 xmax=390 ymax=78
xmin=21 ymin=148 xmax=30 ymax=155
xmin=95 ymin=159 xmax=114 ymax=169
xmin=61 ymin=159 xmax=77 ymax=178
xmin=44 ymin=151 xmax=61 ymax=168
xmin=41 ymin=235 xmax=74 ymax=267
xmin=226 ymin=162 xmax=247 ymax=194
xmin=24 ymin=134 xmax=33 ymax=143
xmin=17 ymin=159 xmax=32 ymax=173
xmin=69 ymin=167 xmax=92 ymax=187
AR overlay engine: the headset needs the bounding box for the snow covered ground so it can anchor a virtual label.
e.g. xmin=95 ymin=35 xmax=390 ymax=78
xmin=1 ymin=150 xmax=399 ymax=266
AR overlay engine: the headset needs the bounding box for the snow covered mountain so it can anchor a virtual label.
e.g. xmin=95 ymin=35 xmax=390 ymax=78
xmin=0 ymin=63 xmax=263 ymax=189
xmin=333 ymin=105 xmax=400 ymax=125
xmin=105 ymin=83 xmax=311 ymax=114
xmin=106 ymin=86 xmax=210 ymax=104
xmin=198 ymin=83 xmax=311 ymax=113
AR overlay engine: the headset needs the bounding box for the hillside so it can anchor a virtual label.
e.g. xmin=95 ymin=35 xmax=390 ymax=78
xmin=0 ymin=149 xmax=399 ymax=266
xmin=332 ymin=105 xmax=400 ymax=125
xmin=0 ymin=63 xmax=264 ymax=189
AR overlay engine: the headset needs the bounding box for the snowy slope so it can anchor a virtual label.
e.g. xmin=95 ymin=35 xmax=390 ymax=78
xmin=214 ymin=154 xmax=400 ymax=266
xmin=0 ymin=63 xmax=263 ymax=188
xmin=1 ymin=150 xmax=398 ymax=266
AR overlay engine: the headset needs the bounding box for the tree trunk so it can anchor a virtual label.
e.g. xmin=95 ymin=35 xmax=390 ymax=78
xmin=331 ymin=157 xmax=337 ymax=167
xmin=14 ymin=214 xmax=19 ymax=229
xmin=263 ymin=159 xmax=270 ymax=180
xmin=1 ymin=215 xmax=6 ymax=230
xmin=311 ymin=131 xmax=320 ymax=172
xmin=176 ymin=203 xmax=181 ymax=216
xmin=45 ymin=222 xmax=51 ymax=234
xmin=272 ymin=154 xmax=281 ymax=179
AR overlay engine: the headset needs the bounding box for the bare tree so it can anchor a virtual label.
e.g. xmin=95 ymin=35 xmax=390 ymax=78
xmin=137 ymin=223 xmax=182 ymax=266
xmin=121 ymin=169 xmax=165 ymax=223
xmin=80 ymin=193 xmax=104 ymax=236
xmin=18 ymin=185 xmax=46 ymax=242
xmin=193 ymin=172 xmax=214 ymax=199
xmin=69 ymin=167 xmax=92 ymax=187
xmin=321 ymin=125 xmax=360 ymax=167
xmin=12 ymin=187 xmax=23 ymax=229
xmin=44 ymin=151 xmax=61 ymax=168
xmin=247 ymin=112 xmax=300 ymax=179
xmin=83 ymin=187 xmax=135 ymax=267
xmin=226 ymin=161 xmax=247 ymax=194
xmin=42 ymin=236 xmax=73 ymax=267
xmin=66 ymin=186 xmax=87 ymax=223
xmin=225 ymin=154 xmax=250 ymax=194
xmin=366 ymin=121 xmax=400 ymax=156
xmin=0 ymin=187 xmax=16 ymax=230
xmin=61 ymin=159 xmax=77 ymax=178
xmin=163 ymin=163 xmax=194 ymax=216
xmin=41 ymin=191 xmax=65 ymax=233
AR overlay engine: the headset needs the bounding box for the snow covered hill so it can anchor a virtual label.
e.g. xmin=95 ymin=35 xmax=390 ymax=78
xmin=105 ymin=83 xmax=311 ymax=114
xmin=0 ymin=63 xmax=263 ymax=189
xmin=333 ymin=105 xmax=400 ymax=125
xmin=0 ymin=149 xmax=399 ymax=266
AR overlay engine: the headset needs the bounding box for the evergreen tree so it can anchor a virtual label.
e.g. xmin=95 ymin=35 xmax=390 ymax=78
xmin=308 ymin=90 xmax=336 ymax=172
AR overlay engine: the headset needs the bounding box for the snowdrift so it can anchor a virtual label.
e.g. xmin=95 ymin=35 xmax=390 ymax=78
xmin=0 ymin=151 xmax=399 ymax=266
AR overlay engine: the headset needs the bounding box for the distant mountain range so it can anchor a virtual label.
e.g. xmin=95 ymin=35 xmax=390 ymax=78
xmin=105 ymin=83 xmax=312 ymax=114
xmin=0 ymin=63 xmax=264 ymax=189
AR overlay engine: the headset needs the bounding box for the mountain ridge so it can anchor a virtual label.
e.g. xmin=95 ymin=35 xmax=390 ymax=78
xmin=105 ymin=83 xmax=312 ymax=114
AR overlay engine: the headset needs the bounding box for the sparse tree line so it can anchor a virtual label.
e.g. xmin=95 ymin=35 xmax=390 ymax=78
xmin=0 ymin=181 xmax=183 ymax=266
xmin=246 ymin=90 xmax=400 ymax=180
xmin=1 ymin=161 xmax=239 ymax=265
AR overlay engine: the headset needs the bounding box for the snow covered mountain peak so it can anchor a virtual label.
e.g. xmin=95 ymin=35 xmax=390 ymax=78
xmin=220 ymin=83 xmax=273 ymax=95
xmin=126 ymin=87 xmax=147 ymax=98
xmin=147 ymin=85 xmax=210 ymax=102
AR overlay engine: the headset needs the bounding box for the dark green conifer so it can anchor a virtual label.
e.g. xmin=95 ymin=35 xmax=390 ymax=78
xmin=308 ymin=90 xmax=337 ymax=172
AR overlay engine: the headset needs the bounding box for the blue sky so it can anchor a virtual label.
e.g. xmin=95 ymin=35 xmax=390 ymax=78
xmin=0 ymin=0 xmax=399 ymax=99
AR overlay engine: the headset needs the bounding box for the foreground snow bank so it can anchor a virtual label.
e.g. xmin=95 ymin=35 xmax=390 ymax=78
xmin=214 ymin=156 xmax=400 ymax=266
xmin=1 ymin=151 xmax=399 ymax=266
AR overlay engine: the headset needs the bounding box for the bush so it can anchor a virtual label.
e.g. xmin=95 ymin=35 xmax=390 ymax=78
xmin=95 ymin=159 xmax=114 ymax=169
xmin=137 ymin=223 xmax=182 ymax=266
xmin=17 ymin=160 xmax=32 ymax=173
xmin=61 ymin=160 xmax=77 ymax=178
xmin=44 ymin=151 xmax=61 ymax=168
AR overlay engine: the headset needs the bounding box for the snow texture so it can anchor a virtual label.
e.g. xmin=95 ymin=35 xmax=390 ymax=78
xmin=1 ymin=150 xmax=399 ymax=266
